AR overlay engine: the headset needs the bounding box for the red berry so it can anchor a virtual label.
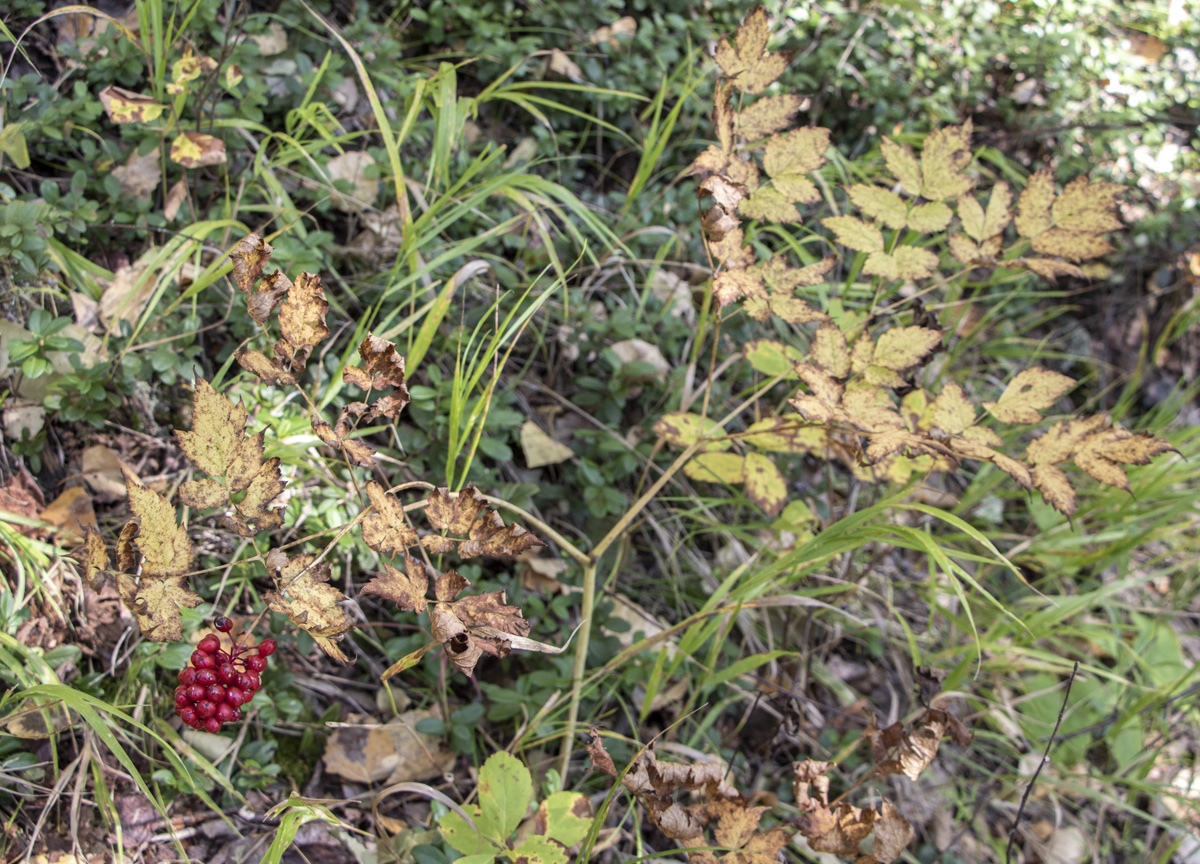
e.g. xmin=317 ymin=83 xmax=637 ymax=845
xmin=215 ymin=702 xmax=236 ymax=722
xmin=175 ymin=692 xmax=190 ymax=708
xmin=198 ymin=635 xmax=221 ymax=654
xmin=178 ymin=668 xmax=196 ymax=685
xmin=195 ymin=669 xmax=217 ymax=686
xmin=214 ymin=616 xmax=233 ymax=633
xmin=258 ymin=638 xmax=277 ymax=658
xmin=242 ymin=687 xmax=255 ymax=703
xmin=179 ymin=707 xmax=198 ymax=725
xmin=238 ymin=670 xmax=261 ymax=691
xmin=195 ymin=700 xmax=216 ymax=719
xmin=186 ymin=684 xmax=206 ymax=702
xmin=225 ymin=687 xmax=245 ymax=707
xmin=205 ymin=717 xmax=222 ymax=733
xmin=217 ymin=663 xmax=237 ymax=684
xmin=232 ymin=708 xmax=242 ymax=721
xmin=245 ymin=655 xmax=267 ymax=673
xmin=206 ymin=684 xmax=226 ymax=703
xmin=174 ymin=684 xmax=186 ymax=696
xmin=193 ymin=653 xmax=216 ymax=670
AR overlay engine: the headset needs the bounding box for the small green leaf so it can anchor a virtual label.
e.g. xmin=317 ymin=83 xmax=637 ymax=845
xmin=477 ymin=751 xmax=532 ymax=845
xmin=507 ymin=835 xmax=568 ymax=864
xmin=440 ymin=805 xmax=499 ymax=856
xmin=539 ymin=791 xmax=592 ymax=846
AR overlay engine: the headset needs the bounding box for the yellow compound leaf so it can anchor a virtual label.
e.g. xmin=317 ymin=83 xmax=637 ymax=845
xmin=744 ymin=296 xmax=770 ymax=321
xmin=713 ymin=268 xmax=768 ymax=307
xmin=1073 ymin=427 xmax=1177 ymax=492
xmin=236 ymin=457 xmax=285 ymax=532
xmin=864 ymin=365 xmax=908 ymax=388
xmin=1031 ymin=228 xmax=1114 ymax=262
xmin=1015 ymin=168 xmax=1054 ymax=238
xmin=117 ymin=572 xmax=200 ymax=642
xmin=689 ymin=145 xmax=729 ymax=178
xmin=1051 ymin=176 xmax=1123 ymax=234
xmin=850 ymin=338 xmax=874 ymax=374
xmin=742 ymin=416 xmax=828 ymax=453
xmin=652 ymin=412 xmax=730 ymax=451
xmin=842 ymin=387 xmax=905 ymax=432
xmin=735 ymin=94 xmax=806 ymax=140
xmin=848 ymin=185 xmax=907 ymax=229
xmin=907 ymin=201 xmax=953 ymax=233
xmin=169 ymin=131 xmax=226 ymax=168
xmin=122 ymin=467 xmax=193 ymax=577
xmin=794 ymin=362 xmax=845 ymax=411
xmin=738 ymin=188 xmax=800 ymax=223
xmin=708 ymin=798 xmax=770 ymax=850
xmin=711 ymin=227 xmax=756 ymax=270
xmin=770 ymin=296 xmax=826 ymax=324
xmin=744 ymin=339 xmax=805 ymax=377
xmin=949 ymin=233 xmax=999 ymax=265
xmin=900 ymin=389 xmax=933 ymax=431
xmin=774 ymin=173 xmax=821 ymax=205
xmin=684 ymin=452 xmax=746 ymax=484
xmin=175 ymin=378 xmax=247 ymax=476
xmin=742 ymin=452 xmax=787 ymax=516
xmin=1033 ymin=463 xmax=1076 ymax=518
xmin=343 ymin=334 xmax=410 ymax=421
xmin=1015 ymin=257 xmax=1086 ymax=281
xmin=360 ymin=552 xmax=429 ymax=614
xmin=812 ymin=322 xmax=851 ymax=378
xmin=873 ymin=326 xmax=942 ymax=371
xmin=932 ymin=382 xmax=976 ymax=434
xmin=764 ymin=127 xmax=830 ymax=177
xmin=1024 ymin=416 xmax=1105 ymax=465
xmin=881 ymin=137 xmax=922 ymax=196
xmin=863 ymin=251 xmax=898 ymax=280
xmin=919 ymin=120 xmax=974 ymax=201
xmin=991 ymin=453 xmax=1033 ymax=490
xmin=276 ymin=272 xmax=330 ymax=370
xmin=180 ymin=478 xmax=228 ymax=510
xmin=362 ymin=481 xmax=419 ymax=556
xmin=865 ymin=429 xmax=953 ymax=463
xmin=959 ymin=181 xmax=1013 ymax=241
xmin=982 ymin=367 xmax=1075 ymax=424
xmin=98 ymin=85 xmax=165 ymax=124
xmin=894 ymin=246 xmax=940 ymax=280
xmin=823 ymin=216 xmax=884 ymax=254
xmin=265 ymin=555 xmax=355 ymax=662
xmin=728 ymin=161 xmax=761 ymax=197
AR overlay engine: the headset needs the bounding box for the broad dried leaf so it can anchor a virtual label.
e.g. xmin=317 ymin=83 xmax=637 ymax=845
xmin=870 ymin=800 xmax=915 ymax=863
xmin=726 ymin=155 xmax=761 ymax=190
xmin=360 ymin=553 xmax=428 ymax=613
xmin=684 ymin=452 xmax=746 ymax=484
xmin=865 ymin=429 xmax=953 ymax=463
xmin=265 ymin=554 xmax=355 ymax=662
xmin=710 ymin=227 xmax=756 ymax=270
xmin=714 ymin=269 xmax=768 ymax=307
xmin=236 ymin=349 xmax=296 ymax=386
xmin=759 ymin=254 xmax=836 ymax=290
xmin=170 ymin=131 xmax=225 ymax=168
xmin=738 ymin=188 xmax=800 ymax=223
xmin=812 ymin=323 xmax=851 ymax=377
xmin=793 ymin=362 xmax=845 ymax=412
xmin=1031 ymin=228 xmax=1113 ymax=262
xmin=881 ymin=137 xmax=922 ymax=196
xmin=179 ymin=478 xmax=227 ymax=510
xmin=116 ymin=520 xmax=139 ymax=573
xmin=458 ymin=509 xmax=545 ymax=558
xmin=175 ymin=378 xmax=247 ymax=476
xmin=1015 ymin=168 xmax=1054 ymax=238
xmin=823 ymin=216 xmax=884 ymax=254
xmin=742 ymin=451 xmax=787 ymax=516
xmin=714 ymin=80 xmax=733 ymax=153
xmin=98 ymin=85 xmax=164 ymax=124
xmin=919 ymin=121 xmax=973 ymax=201
xmin=276 ymin=272 xmax=330 ymax=370
xmin=702 ymin=204 xmax=741 ymax=242
xmin=653 ymin=412 xmax=730 ymax=451
xmin=1051 ymin=176 xmax=1122 ymax=233
xmin=872 ymin=326 xmax=942 ymax=371
xmin=982 ymin=367 xmax=1074 ymax=424
xmin=1033 ymin=463 xmax=1076 ymax=517
xmin=118 ymin=572 xmax=200 ymax=642
xmin=227 ymin=233 xmax=273 ymax=295
xmin=343 ymin=334 xmax=410 ymax=420
xmin=425 ymin=485 xmax=490 ymax=535
xmin=735 ymin=94 xmax=805 ymax=140
xmin=1074 ymin=428 xmax=1177 ymax=492
xmin=713 ymin=7 xmax=792 ymax=94
xmin=244 ymin=271 xmax=291 ymax=328
xmin=122 ymin=468 xmax=192 ymax=576
xmin=362 ymin=481 xmax=418 ymax=556
xmin=805 ymin=803 xmax=877 ymax=855
xmin=848 ymin=185 xmax=907 ymax=229
xmin=700 ymin=175 xmax=748 ymax=211
xmin=906 ymin=201 xmax=953 ymax=233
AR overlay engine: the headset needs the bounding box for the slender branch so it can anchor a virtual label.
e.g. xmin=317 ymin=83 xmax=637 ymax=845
xmin=1006 ymin=661 xmax=1079 ymax=864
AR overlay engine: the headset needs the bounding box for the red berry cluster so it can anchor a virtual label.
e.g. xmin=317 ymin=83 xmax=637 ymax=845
xmin=173 ymin=616 xmax=277 ymax=733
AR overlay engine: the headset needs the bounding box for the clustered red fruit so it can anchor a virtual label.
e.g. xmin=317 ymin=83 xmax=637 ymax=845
xmin=174 ymin=618 xmax=277 ymax=733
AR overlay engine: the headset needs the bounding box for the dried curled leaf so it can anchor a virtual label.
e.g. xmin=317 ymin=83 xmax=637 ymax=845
xmin=75 ymin=527 xmax=109 ymax=591
xmin=118 ymin=572 xmax=201 ymax=642
xmin=713 ymin=6 xmax=793 ymax=94
xmin=342 ymin=334 xmax=411 ymax=421
xmin=276 ymin=272 xmax=330 ymax=370
xmin=424 ymin=485 xmax=545 ymax=559
xmin=236 ymin=349 xmax=296 ymax=386
xmin=360 ymin=552 xmax=428 ymax=614
xmin=265 ymin=553 xmax=355 ymax=663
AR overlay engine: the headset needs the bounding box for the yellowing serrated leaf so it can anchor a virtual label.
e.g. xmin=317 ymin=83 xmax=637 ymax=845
xmin=932 ymin=382 xmax=975 ymax=434
xmin=744 ymin=340 xmax=804 ymax=377
xmin=1031 ymin=228 xmax=1114 ymax=262
xmin=122 ymin=467 xmax=193 ymax=577
xmin=1033 ymin=463 xmax=1075 ymax=517
xmin=684 ymin=452 xmax=745 ymax=484
xmin=848 ymin=185 xmax=907 ymax=229
xmin=872 ymin=326 xmax=942 ymax=371
xmin=265 ymin=555 xmax=355 ymax=662
xmin=863 ymin=251 xmax=898 ymax=280
xmin=850 ymin=338 xmax=874 ymax=374
xmin=758 ymin=254 xmax=835 ymax=291
xmin=175 ymin=378 xmax=247 ymax=476
xmin=520 ymin=422 xmax=573 ymax=467
xmin=276 ymin=272 xmax=330 ymax=370
xmin=823 ymin=216 xmax=884 ymax=254
xmin=1051 ymin=176 xmax=1122 ymax=233
xmin=864 ymin=365 xmax=908 ymax=387
xmin=979 ymin=182 xmax=1014 ymax=239
xmin=1016 ymin=258 xmax=1086 ymax=281
xmin=362 ymin=481 xmax=418 ymax=556
xmin=689 ymin=145 xmax=729 ymax=178
xmin=770 ymin=295 xmax=826 ymax=324
xmin=892 ymin=246 xmax=939 ymax=279
xmin=919 ymin=121 xmax=974 ymax=201
xmin=982 ymin=367 xmax=1075 ymax=424
xmin=714 ymin=80 xmax=734 ymax=153
xmin=700 ymin=174 xmax=748 ymax=211
xmin=739 ymin=187 xmax=800 ymax=223
xmin=652 ymin=413 xmax=730 ymax=451
xmin=907 ymin=201 xmax=953 ymax=233
xmin=948 ymin=234 xmax=982 ymax=265
xmin=957 ymin=195 xmax=987 ymax=243
xmin=881 ymin=137 xmax=922 ymax=196
xmin=713 ymin=7 xmax=791 ymax=94
xmin=726 ymin=155 xmax=760 ymax=190
xmin=774 ymin=173 xmax=821 ymax=204
xmin=1015 ymin=168 xmax=1054 ymax=238
xmin=735 ymin=94 xmax=806 ymax=140
xmin=764 ymin=127 xmax=830 ymax=177
xmin=742 ymin=452 xmax=787 ymax=516
xmin=711 ymin=226 xmax=756 ymax=270
xmin=812 ymin=322 xmax=851 ymax=377
xmin=713 ymin=269 xmax=768 ymax=307
xmin=742 ymin=416 xmax=828 ymax=453
xmin=118 ymin=572 xmax=200 ymax=642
